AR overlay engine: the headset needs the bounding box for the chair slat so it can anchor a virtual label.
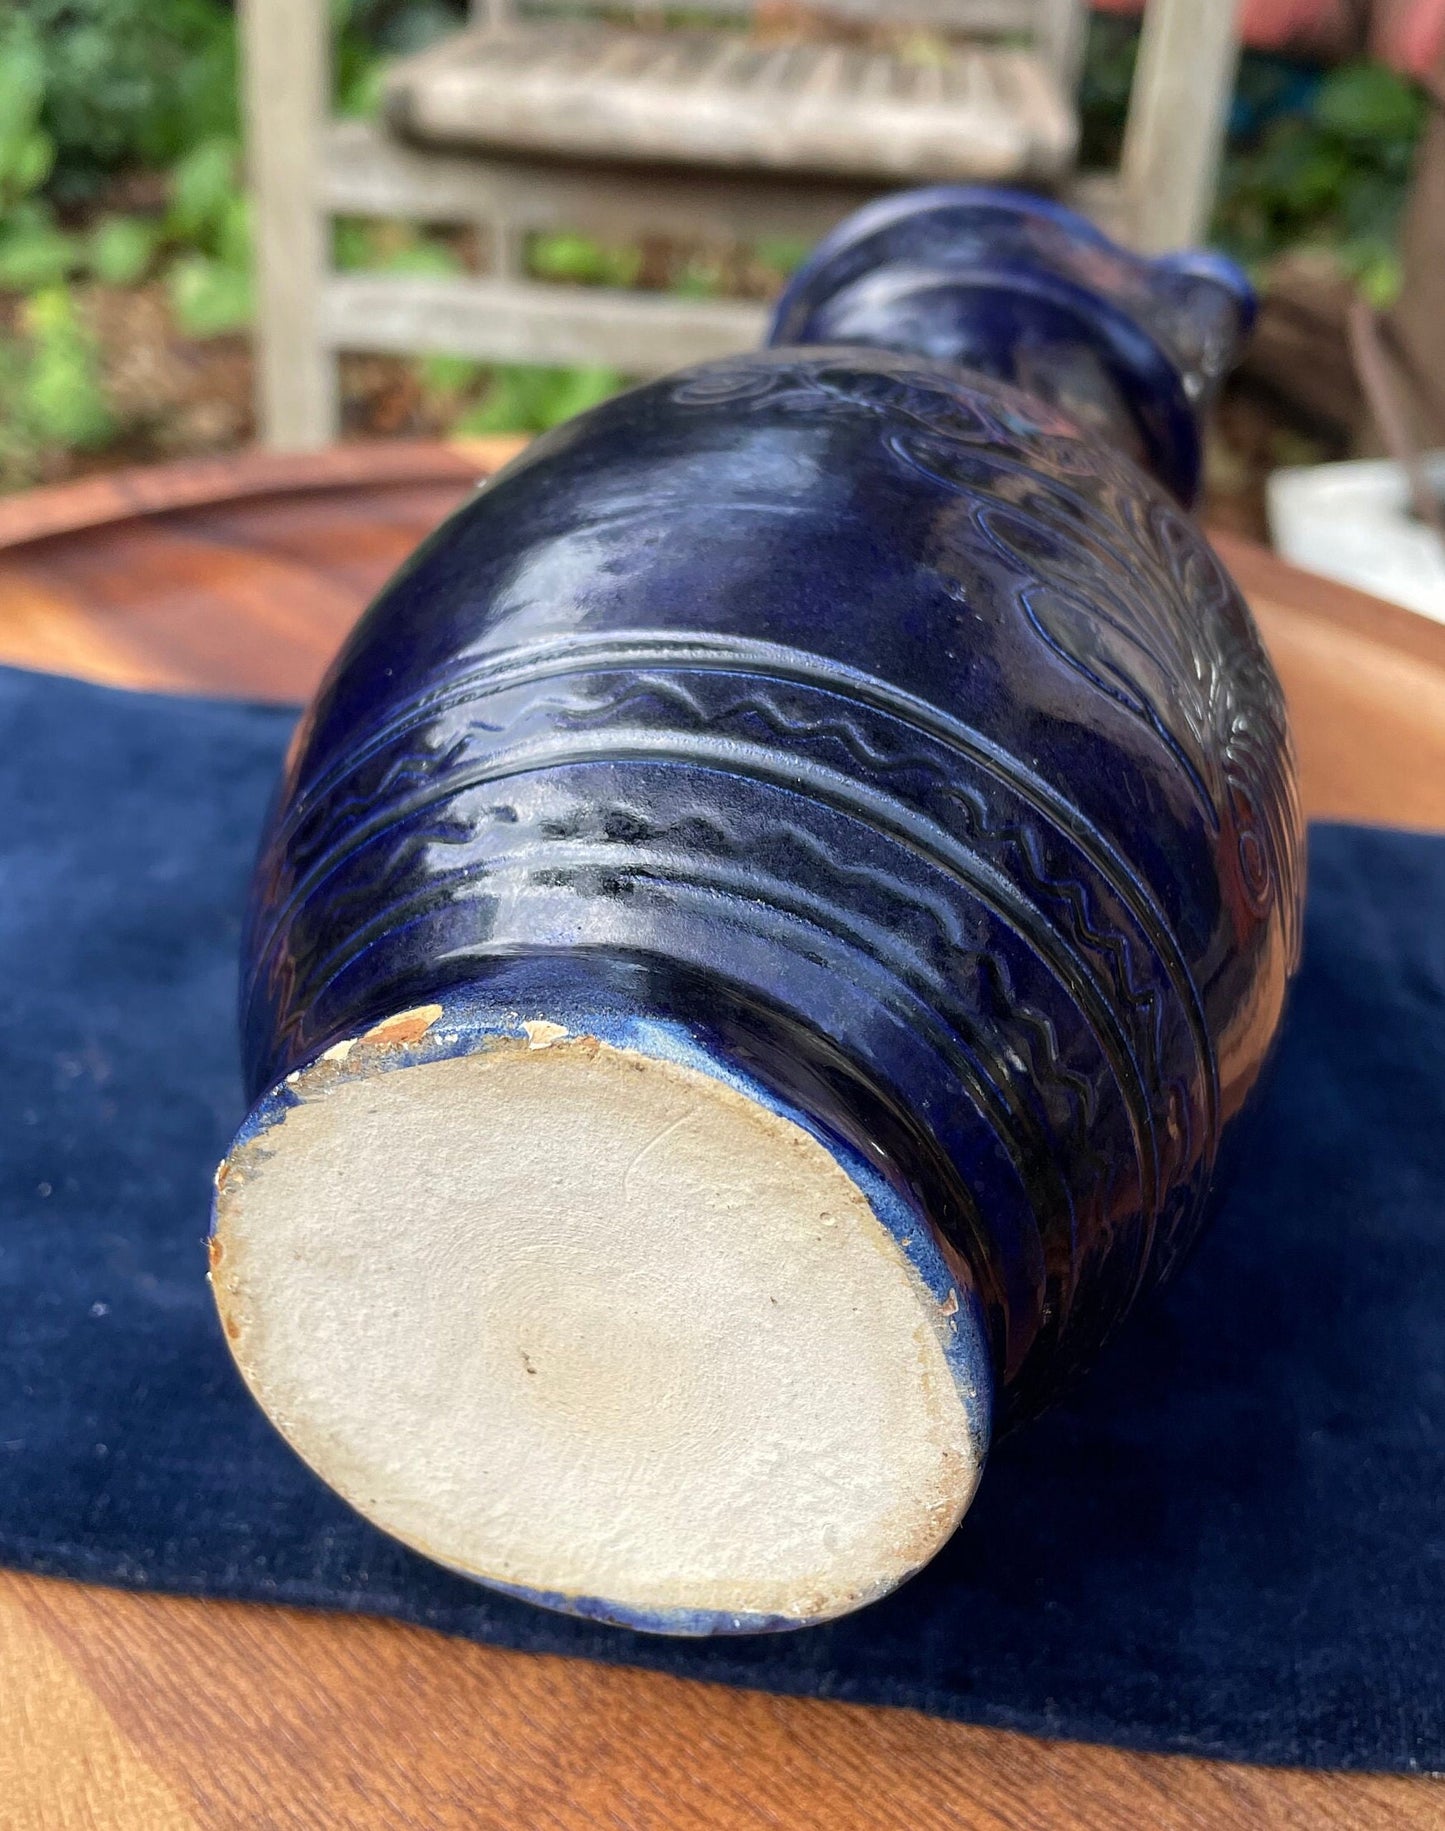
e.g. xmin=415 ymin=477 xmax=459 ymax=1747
xmin=318 ymin=270 xmax=768 ymax=373
xmin=798 ymin=44 xmax=846 ymax=100
xmin=239 ymin=0 xmax=1232 ymax=452
xmin=322 ymin=117 xmax=876 ymax=243
xmin=505 ymin=0 xmax=1044 ymax=29
xmin=383 ymin=24 xmax=1075 ymax=184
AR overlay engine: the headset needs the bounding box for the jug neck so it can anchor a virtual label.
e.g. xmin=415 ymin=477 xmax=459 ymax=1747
xmin=767 ymin=186 xmax=1254 ymax=508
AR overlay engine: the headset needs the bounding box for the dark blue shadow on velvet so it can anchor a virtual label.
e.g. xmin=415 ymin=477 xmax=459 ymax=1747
xmin=2 ymin=661 xmax=1443 ymax=1772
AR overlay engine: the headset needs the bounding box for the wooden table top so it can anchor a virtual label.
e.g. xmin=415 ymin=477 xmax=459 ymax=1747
xmin=2 ymin=442 xmax=1443 ymax=1831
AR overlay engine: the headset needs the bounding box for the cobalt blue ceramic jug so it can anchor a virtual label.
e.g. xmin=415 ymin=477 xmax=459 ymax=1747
xmin=212 ymin=189 xmax=1304 ymax=1636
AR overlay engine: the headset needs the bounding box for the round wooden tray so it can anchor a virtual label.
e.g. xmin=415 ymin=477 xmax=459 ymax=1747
xmin=1 ymin=442 xmax=1442 ymax=1830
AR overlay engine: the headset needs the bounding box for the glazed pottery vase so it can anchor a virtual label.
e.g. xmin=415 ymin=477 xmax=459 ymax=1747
xmin=212 ymin=188 xmax=1304 ymax=1635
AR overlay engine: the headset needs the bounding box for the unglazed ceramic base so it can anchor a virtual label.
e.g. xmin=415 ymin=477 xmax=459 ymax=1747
xmin=212 ymin=1007 xmax=990 ymax=1632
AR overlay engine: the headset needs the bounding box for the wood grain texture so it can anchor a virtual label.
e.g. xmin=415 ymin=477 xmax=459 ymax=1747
xmin=3 ymin=1570 xmax=1441 ymax=1831
xmin=1035 ymin=0 xmax=1088 ymax=90
xmin=381 ymin=23 xmax=1075 ymax=184
xmin=1117 ymin=0 xmax=1239 ymax=251
xmin=0 ymin=443 xmax=1443 ymax=1828
xmin=239 ymin=0 xmax=334 ymax=447
xmin=319 ymin=270 xmax=769 ymax=374
xmin=0 ymin=444 xmax=488 ymax=699
xmin=321 ymin=117 xmax=876 ymax=248
xmin=0 ymin=442 xmax=504 ymax=553
xmin=493 ymin=1 xmax=1049 ymax=25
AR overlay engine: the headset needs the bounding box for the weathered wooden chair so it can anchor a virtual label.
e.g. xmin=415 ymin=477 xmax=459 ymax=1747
xmin=241 ymin=0 xmax=1241 ymax=449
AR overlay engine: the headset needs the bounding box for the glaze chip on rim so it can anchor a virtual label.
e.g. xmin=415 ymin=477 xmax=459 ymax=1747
xmin=211 ymin=1002 xmax=991 ymax=1633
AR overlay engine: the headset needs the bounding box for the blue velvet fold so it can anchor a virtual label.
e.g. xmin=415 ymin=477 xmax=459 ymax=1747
xmin=2 ymin=661 xmax=1442 ymax=1771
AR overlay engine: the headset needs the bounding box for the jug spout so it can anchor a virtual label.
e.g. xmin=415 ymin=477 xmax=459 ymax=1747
xmin=767 ymin=186 xmax=1255 ymax=508
xmin=1146 ymin=245 xmax=1259 ymax=406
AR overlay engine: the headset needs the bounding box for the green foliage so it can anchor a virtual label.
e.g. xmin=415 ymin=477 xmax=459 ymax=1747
xmin=0 ymin=13 xmax=56 ymax=209
xmin=334 ymin=216 xmax=463 ymax=279
xmin=167 ymin=136 xmax=239 ymax=244
xmin=0 ymin=162 xmax=248 ymax=339
xmin=0 ymin=0 xmax=453 ymax=188
xmin=336 ymin=0 xmax=461 ymax=111
xmin=167 ymin=250 xmax=250 ymax=337
xmin=6 ymin=0 xmax=239 ymax=196
xmin=333 ymin=219 xmax=374 ymax=273
xmin=529 ymin=232 xmax=642 ymax=288
xmin=1076 ymin=22 xmax=1426 ymax=304
xmin=458 ymin=363 xmax=625 ymax=435
xmin=0 ymin=6 xmax=254 ymax=340
xmin=1212 ymin=60 xmax=1425 ymax=305
xmin=672 ymin=254 xmax=723 ymax=299
xmin=158 ymin=136 xmax=252 ymax=336
xmin=0 ymin=204 xmax=83 ymax=291
xmin=0 ymin=286 xmax=112 ymax=486
xmin=418 ymin=352 xmax=485 ymax=397
xmin=19 ymin=288 xmax=113 ymax=446
xmin=1313 ymin=61 xmax=1425 ymax=143
xmin=753 ymin=236 xmax=811 ymax=281
xmin=1077 ymin=13 xmax=1140 ymax=170
xmin=89 ymin=213 xmax=162 ymax=287
xmin=371 ymin=239 xmax=462 ymax=277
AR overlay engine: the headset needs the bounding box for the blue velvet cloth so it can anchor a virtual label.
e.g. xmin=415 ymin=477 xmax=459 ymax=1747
xmin=2 ymin=660 xmax=1442 ymax=1772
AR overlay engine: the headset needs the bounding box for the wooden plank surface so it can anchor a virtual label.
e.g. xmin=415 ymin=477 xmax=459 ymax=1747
xmin=239 ymin=0 xmax=334 ymax=447
xmin=4 ymin=1569 xmax=1440 ymax=1831
xmin=1116 ymin=0 xmax=1238 ymax=251
xmin=319 ymin=270 xmax=769 ymax=373
xmin=1 ymin=442 xmax=1443 ymax=1830
xmin=1214 ymin=529 xmax=1445 ymax=833
xmin=381 ymin=24 xmax=1074 ymax=184
xmin=321 ymin=116 xmax=876 ymax=247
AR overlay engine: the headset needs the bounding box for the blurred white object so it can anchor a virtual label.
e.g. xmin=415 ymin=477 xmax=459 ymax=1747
xmin=1267 ymin=454 xmax=1445 ymax=625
